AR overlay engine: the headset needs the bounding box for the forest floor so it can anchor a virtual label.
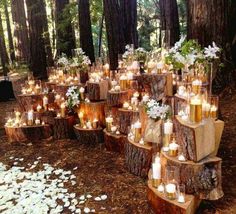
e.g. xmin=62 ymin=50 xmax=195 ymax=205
xmin=0 ymin=87 xmax=236 ymax=214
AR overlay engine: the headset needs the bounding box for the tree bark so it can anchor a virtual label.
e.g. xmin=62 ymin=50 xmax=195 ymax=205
xmin=11 ymin=0 xmax=29 ymax=62
xmin=98 ymin=12 xmax=104 ymax=57
xmin=78 ymin=0 xmax=95 ymax=63
xmin=103 ymin=0 xmax=125 ymax=70
xmin=4 ymin=0 xmax=15 ymax=62
xmin=159 ymin=0 xmax=180 ymax=47
xmin=26 ymin=0 xmax=48 ymax=79
xmin=55 ymin=0 xmax=76 ymax=57
xmin=0 ymin=12 xmax=9 ymax=66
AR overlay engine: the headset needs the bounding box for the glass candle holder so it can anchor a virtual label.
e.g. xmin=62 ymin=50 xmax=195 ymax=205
xmin=209 ymin=95 xmax=219 ymax=120
xmin=106 ymin=116 xmax=113 ymax=132
xmin=152 ymin=155 xmax=161 ymax=188
xmin=168 ymin=139 xmax=179 ymax=157
xmin=190 ymin=95 xmax=202 ymax=123
xmin=133 ymin=120 xmax=142 ymax=143
xmin=163 ymin=119 xmax=173 ymax=149
xmin=177 ymin=184 xmax=186 ymax=203
xmin=165 ymin=166 xmax=179 ymax=200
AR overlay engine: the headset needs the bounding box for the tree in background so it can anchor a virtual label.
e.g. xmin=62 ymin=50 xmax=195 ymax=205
xmin=0 ymin=11 xmax=9 ymax=66
xmin=55 ymin=0 xmax=76 ymax=57
xmin=78 ymin=0 xmax=95 ymax=63
xmin=26 ymin=0 xmax=47 ymax=79
xmin=3 ymin=0 xmax=15 ymax=62
xmin=159 ymin=0 xmax=180 ymax=47
xmin=11 ymin=0 xmax=29 ymax=62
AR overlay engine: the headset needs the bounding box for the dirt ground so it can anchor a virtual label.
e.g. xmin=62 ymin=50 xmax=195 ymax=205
xmin=0 ymin=89 xmax=236 ymax=214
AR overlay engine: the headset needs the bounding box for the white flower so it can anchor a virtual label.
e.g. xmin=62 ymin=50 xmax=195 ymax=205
xmin=146 ymin=100 xmax=170 ymax=120
xmin=204 ymin=42 xmax=220 ymax=59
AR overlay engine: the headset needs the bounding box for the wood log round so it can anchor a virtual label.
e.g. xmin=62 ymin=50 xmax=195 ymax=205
xmin=118 ymin=108 xmax=139 ymax=134
xmin=174 ymin=116 xmax=215 ymax=162
xmin=160 ymin=150 xmax=223 ymax=200
xmin=79 ymin=101 xmax=106 ymax=127
xmin=147 ymin=175 xmax=201 ymax=214
xmin=125 ymin=138 xmax=153 ymax=178
xmin=107 ymin=91 xmax=128 ymax=107
xmin=5 ymin=125 xmax=52 ymax=142
xmin=134 ymin=73 xmax=167 ymax=101
xmin=174 ymin=94 xmax=187 ymax=115
xmin=74 ymin=125 xmax=104 ymax=144
xmin=53 ymin=116 xmax=76 ymax=140
xmin=17 ymin=92 xmax=55 ymax=111
xmin=36 ymin=110 xmax=57 ymax=126
xmin=87 ymin=80 xmax=109 ymax=101
xmin=104 ymin=129 xmax=127 ymax=153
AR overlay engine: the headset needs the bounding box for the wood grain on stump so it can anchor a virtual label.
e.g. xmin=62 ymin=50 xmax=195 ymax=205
xmin=125 ymin=138 xmax=152 ymax=178
xmin=74 ymin=126 xmax=104 ymax=144
xmin=79 ymin=101 xmax=106 ymax=127
xmin=174 ymin=94 xmax=187 ymax=115
xmin=107 ymin=91 xmax=128 ymax=107
xmin=87 ymin=80 xmax=109 ymax=101
xmin=104 ymin=129 xmax=127 ymax=153
xmin=118 ymin=108 xmax=139 ymax=135
xmin=53 ymin=116 xmax=76 ymax=140
xmin=161 ymin=150 xmax=223 ymax=200
xmin=5 ymin=125 xmax=52 ymax=142
xmin=174 ymin=116 xmax=215 ymax=162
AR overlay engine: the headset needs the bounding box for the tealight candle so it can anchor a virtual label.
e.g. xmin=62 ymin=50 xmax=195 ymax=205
xmin=169 ymin=140 xmax=178 ymax=157
xmin=35 ymin=118 xmax=40 ymax=125
xmin=178 ymin=193 xmax=185 ymax=203
xmin=37 ymin=104 xmax=42 ymax=112
xmin=111 ymin=126 xmax=117 ymax=133
xmin=210 ymin=105 xmax=217 ymax=119
xmin=106 ymin=116 xmax=113 ymax=132
xmin=28 ymin=80 xmax=35 ymax=89
xmin=27 ymin=110 xmax=34 ymax=126
xmin=57 ymin=113 xmax=61 ymax=118
xmin=60 ymin=103 xmax=66 ymax=118
xmin=86 ymin=121 xmax=92 ymax=129
xmin=123 ymin=102 xmax=129 ymax=109
xmin=115 ymin=130 xmax=120 ymax=135
xmin=190 ymin=96 xmax=202 ymax=123
xmin=21 ymin=88 xmax=27 ymax=95
xmin=43 ymin=96 xmax=48 ymax=111
xmin=133 ymin=121 xmax=142 ymax=143
xmin=139 ymin=138 xmax=145 ymax=145
xmin=92 ymin=119 xmax=98 ymax=129
xmin=42 ymin=121 xmax=45 ymax=125
xmin=114 ymin=85 xmax=121 ymax=92
xmin=178 ymin=154 xmax=186 ymax=162
xmin=79 ymin=87 xmax=85 ymax=101
xmin=157 ymin=184 xmax=165 ymax=193
xmin=165 ymin=183 xmax=176 ymax=200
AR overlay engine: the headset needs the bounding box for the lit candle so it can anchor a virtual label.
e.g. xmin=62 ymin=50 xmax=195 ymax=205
xmin=37 ymin=104 xmax=42 ymax=113
xmin=152 ymin=161 xmax=161 ymax=187
xmin=35 ymin=84 xmax=41 ymax=94
xmin=79 ymin=87 xmax=85 ymax=101
xmin=163 ymin=120 xmax=173 ymax=148
xmin=169 ymin=140 xmax=178 ymax=157
xmin=111 ymin=126 xmax=117 ymax=133
xmin=178 ymin=193 xmax=185 ymax=203
xmin=58 ymin=70 xmax=63 ymax=77
xmin=210 ymin=105 xmax=217 ymax=119
xmin=86 ymin=121 xmax=92 ymax=129
xmin=133 ymin=92 xmax=139 ymax=98
xmin=119 ymin=75 xmax=128 ymax=91
xmin=202 ymin=101 xmax=211 ymax=118
xmin=6 ymin=118 xmax=13 ymax=127
xmin=60 ymin=103 xmax=66 ymax=118
xmin=123 ymin=102 xmax=129 ymax=110
xmin=131 ymin=97 xmax=138 ymax=110
xmin=42 ymin=121 xmax=45 ymax=125
xmin=114 ymin=85 xmax=121 ymax=92
xmin=79 ymin=112 xmax=85 ymax=126
xmin=43 ymin=96 xmax=48 ymax=111
xmin=55 ymin=94 xmax=61 ymax=106
xmin=139 ymin=138 xmax=145 ymax=145
xmin=192 ymin=79 xmax=202 ymax=94
xmin=111 ymin=80 xmax=117 ymax=87
xmin=26 ymin=88 xmax=32 ymax=94
xmin=21 ymin=88 xmax=27 ymax=95
xmin=133 ymin=121 xmax=142 ymax=143
xmin=165 ymin=183 xmax=176 ymax=200
xmin=92 ymin=119 xmax=98 ymax=129
xmin=28 ymin=80 xmax=35 ymax=89
xmin=178 ymin=154 xmax=186 ymax=162
xmin=35 ymin=118 xmax=40 ymax=125
xmin=157 ymin=184 xmax=165 ymax=193
xmin=190 ymin=96 xmax=202 ymax=123
xmin=106 ymin=116 xmax=113 ymax=132
xmin=27 ymin=110 xmax=34 ymax=126
xmin=57 ymin=113 xmax=61 ymax=118
xmin=103 ymin=63 xmax=110 ymax=77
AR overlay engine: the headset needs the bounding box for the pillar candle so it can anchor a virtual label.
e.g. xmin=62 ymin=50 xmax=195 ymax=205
xmin=43 ymin=96 xmax=48 ymax=111
xmin=190 ymin=96 xmax=202 ymax=123
xmin=134 ymin=121 xmax=142 ymax=143
xmin=27 ymin=110 xmax=34 ymax=126
xmin=60 ymin=103 xmax=66 ymax=118
xmin=106 ymin=116 xmax=113 ymax=132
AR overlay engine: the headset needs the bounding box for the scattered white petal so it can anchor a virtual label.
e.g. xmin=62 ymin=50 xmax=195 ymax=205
xmin=73 ymin=167 xmax=78 ymax=170
xmin=84 ymin=207 xmax=90 ymax=213
xmin=101 ymin=195 xmax=108 ymax=200
xmin=94 ymin=197 xmax=101 ymax=201
xmin=79 ymin=201 xmax=85 ymax=204
xmin=79 ymin=195 xmax=85 ymax=200
xmin=86 ymin=194 xmax=92 ymax=199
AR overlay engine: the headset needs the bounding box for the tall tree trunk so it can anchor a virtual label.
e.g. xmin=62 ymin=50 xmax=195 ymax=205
xmin=49 ymin=0 xmax=56 ymax=54
xmin=120 ymin=0 xmax=138 ymax=48
xmin=11 ymin=0 xmax=29 ymax=62
xmin=159 ymin=0 xmax=180 ymax=47
xmin=103 ymin=0 xmax=125 ymax=70
xmin=0 ymin=12 xmax=9 ymax=65
xmin=98 ymin=12 xmax=104 ymax=57
xmin=78 ymin=0 xmax=95 ymax=63
xmin=55 ymin=0 xmax=76 ymax=57
xmin=26 ymin=0 xmax=47 ymax=79
xmin=187 ymin=0 xmax=235 ymax=92
xmin=4 ymin=0 xmax=15 ymax=63
xmin=42 ymin=0 xmax=54 ymax=66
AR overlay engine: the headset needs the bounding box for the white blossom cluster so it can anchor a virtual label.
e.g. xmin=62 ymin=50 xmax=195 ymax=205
xmin=0 ymin=158 xmax=108 ymax=214
xmin=57 ymin=54 xmax=69 ymax=67
xmin=72 ymin=48 xmax=91 ymax=66
xmin=146 ymin=99 xmax=170 ymax=120
xmin=66 ymin=86 xmax=80 ymax=108
xmin=122 ymin=44 xmax=135 ymax=60
xmin=204 ymin=42 xmax=221 ymax=59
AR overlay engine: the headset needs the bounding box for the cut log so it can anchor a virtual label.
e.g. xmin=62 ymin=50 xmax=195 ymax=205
xmin=139 ymin=105 xmax=148 ymax=135
xmin=174 ymin=94 xmax=187 ymax=115
xmin=87 ymin=80 xmax=109 ymax=101
xmin=104 ymin=129 xmax=127 ymax=153
xmin=161 ymin=150 xmax=223 ymax=200
xmin=74 ymin=125 xmax=104 ymax=144
xmin=5 ymin=124 xmax=52 ymax=142
xmin=211 ymin=120 xmax=224 ymax=156
xmin=17 ymin=92 xmax=55 ymax=111
xmin=147 ymin=178 xmax=201 ymax=214
xmin=107 ymin=91 xmax=128 ymax=107
xmin=125 ymin=138 xmax=153 ymax=178
xmin=118 ymin=108 xmax=139 ymax=134
xmin=133 ymin=73 xmax=168 ymax=101
xmin=36 ymin=110 xmax=57 ymax=126
xmin=79 ymin=101 xmax=106 ymax=127
xmin=53 ymin=116 xmax=76 ymax=140
xmin=174 ymin=116 xmax=215 ymax=162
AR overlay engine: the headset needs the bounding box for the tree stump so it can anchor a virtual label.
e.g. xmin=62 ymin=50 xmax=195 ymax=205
xmin=36 ymin=111 xmax=57 ymax=126
xmin=104 ymin=129 xmax=127 ymax=153
xmin=211 ymin=120 xmax=224 ymax=156
xmin=53 ymin=116 xmax=76 ymax=140
xmin=161 ymin=150 xmax=223 ymax=200
xmin=147 ymin=176 xmax=201 ymax=214
xmin=133 ymin=73 xmax=168 ymax=101
xmin=87 ymin=80 xmax=109 ymax=101
xmin=118 ymin=108 xmax=139 ymax=134
xmin=174 ymin=116 xmax=216 ymax=162
xmin=107 ymin=91 xmax=128 ymax=107
xmin=5 ymin=125 xmax=52 ymax=142
xmin=125 ymin=138 xmax=153 ymax=178
xmin=174 ymin=94 xmax=187 ymax=115
xmin=17 ymin=92 xmax=55 ymax=111
xmin=79 ymin=101 xmax=106 ymax=127
xmin=74 ymin=125 xmax=104 ymax=144
xmin=139 ymin=105 xmax=148 ymax=135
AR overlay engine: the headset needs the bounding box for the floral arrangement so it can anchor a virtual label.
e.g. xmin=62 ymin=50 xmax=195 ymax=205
xmin=146 ymin=99 xmax=170 ymax=121
xmin=122 ymin=44 xmax=147 ymax=63
xmin=71 ymin=48 xmax=91 ymax=71
xmin=66 ymin=86 xmax=81 ymax=110
xmin=57 ymin=53 xmax=69 ymax=67
xmin=164 ymin=35 xmax=221 ymax=70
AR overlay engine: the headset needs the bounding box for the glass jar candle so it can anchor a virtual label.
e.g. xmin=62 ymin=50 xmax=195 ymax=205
xmin=119 ymin=75 xmax=128 ymax=91
xmin=106 ymin=116 xmax=113 ymax=132
xmin=133 ymin=120 xmax=142 ymax=143
xmin=190 ymin=95 xmax=202 ymax=123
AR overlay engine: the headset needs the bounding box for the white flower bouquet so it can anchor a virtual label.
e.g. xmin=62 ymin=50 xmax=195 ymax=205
xmin=57 ymin=53 xmax=69 ymax=67
xmin=66 ymin=86 xmax=81 ymax=110
xmin=71 ymin=48 xmax=91 ymax=71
